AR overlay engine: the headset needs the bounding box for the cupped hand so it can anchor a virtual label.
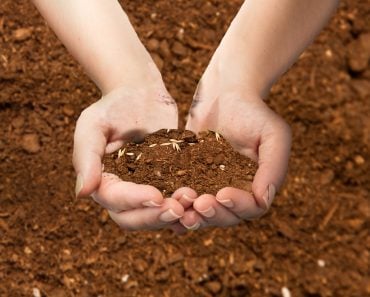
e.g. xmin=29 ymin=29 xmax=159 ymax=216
xmin=178 ymin=80 xmax=291 ymax=230
xmin=73 ymin=79 xmax=185 ymax=230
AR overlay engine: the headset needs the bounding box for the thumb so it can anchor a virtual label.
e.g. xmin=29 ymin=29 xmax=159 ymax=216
xmin=252 ymin=121 xmax=291 ymax=210
xmin=73 ymin=112 xmax=107 ymax=198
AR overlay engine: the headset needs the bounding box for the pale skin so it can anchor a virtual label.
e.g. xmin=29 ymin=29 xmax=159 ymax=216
xmin=32 ymin=0 xmax=339 ymax=232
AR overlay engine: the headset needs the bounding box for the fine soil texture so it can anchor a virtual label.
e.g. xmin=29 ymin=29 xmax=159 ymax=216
xmin=0 ymin=1 xmax=369 ymax=297
xmin=103 ymin=129 xmax=257 ymax=196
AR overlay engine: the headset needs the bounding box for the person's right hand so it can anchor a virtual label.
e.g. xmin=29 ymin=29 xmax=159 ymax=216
xmin=73 ymin=76 xmax=185 ymax=230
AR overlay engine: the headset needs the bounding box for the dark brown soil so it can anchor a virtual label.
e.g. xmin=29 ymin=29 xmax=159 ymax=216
xmin=0 ymin=1 xmax=369 ymax=297
xmin=103 ymin=129 xmax=257 ymax=196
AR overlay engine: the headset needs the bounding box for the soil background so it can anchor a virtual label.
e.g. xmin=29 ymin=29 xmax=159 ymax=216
xmin=0 ymin=1 xmax=369 ymax=296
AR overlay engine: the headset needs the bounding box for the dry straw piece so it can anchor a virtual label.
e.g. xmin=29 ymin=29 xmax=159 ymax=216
xmin=215 ymin=132 xmax=221 ymax=142
xmin=117 ymin=148 xmax=126 ymax=158
xmin=135 ymin=153 xmax=142 ymax=162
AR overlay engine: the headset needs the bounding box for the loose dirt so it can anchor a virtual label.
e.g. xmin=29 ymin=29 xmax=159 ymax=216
xmin=103 ymin=129 xmax=257 ymax=196
xmin=0 ymin=1 xmax=369 ymax=297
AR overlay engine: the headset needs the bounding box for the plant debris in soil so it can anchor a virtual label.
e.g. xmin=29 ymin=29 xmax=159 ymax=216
xmin=103 ymin=129 xmax=257 ymax=196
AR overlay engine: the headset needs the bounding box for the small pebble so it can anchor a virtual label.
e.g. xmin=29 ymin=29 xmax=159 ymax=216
xmin=62 ymin=106 xmax=74 ymax=116
xmin=354 ymin=155 xmax=365 ymax=165
xmin=317 ymin=259 xmax=325 ymax=267
xmin=121 ymin=274 xmax=130 ymax=283
xmin=32 ymin=288 xmax=41 ymax=297
xmin=21 ymin=133 xmax=40 ymax=153
xmin=281 ymin=286 xmax=291 ymax=297
xmin=205 ymin=281 xmax=222 ymax=294
xmin=325 ymin=49 xmax=333 ymax=58
xmin=13 ymin=27 xmax=32 ymax=41
xmin=147 ymin=38 xmax=159 ymax=51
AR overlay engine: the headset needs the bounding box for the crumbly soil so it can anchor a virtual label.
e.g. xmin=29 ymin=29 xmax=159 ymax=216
xmin=103 ymin=129 xmax=257 ymax=196
xmin=0 ymin=1 xmax=369 ymax=297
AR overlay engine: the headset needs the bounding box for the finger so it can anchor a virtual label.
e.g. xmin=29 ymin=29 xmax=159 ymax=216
xmin=179 ymin=208 xmax=206 ymax=230
xmin=73 ymin=110 xmax=107 ymax=198
xmin=193 ymin=194 xmax=240 ymax=227
xmin=108 ymin=198 xmax=184 ymax=231
xmin=252 ymin=122 xmax=291 ymax=210
xmin=171 ymin=187 xmax=197 ymax=209
xmin=92 ymin=173 xmax=164 ymax=211
xmin=216 ymin=187 xmax=266 ymax=220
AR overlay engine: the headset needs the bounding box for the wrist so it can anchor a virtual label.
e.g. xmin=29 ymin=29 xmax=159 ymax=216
xmin=99 ymin=49 xmax=164 ymax=95
xmin=201 ymin=47 xmax=266 ymax=101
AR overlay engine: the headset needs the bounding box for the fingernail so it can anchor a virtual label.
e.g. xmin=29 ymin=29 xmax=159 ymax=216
xmin=261 ymin=184 xmax=276 ymax=210
xmin=159 ymin=209 xmax=182 ymax=222
xmin=142 ymin=200 xmax=162 ymax=207
xmin=198 ymin=206 xmax=216 ymax=218
xmin=181 ymin=194 xmax=194 ymax=203
xmin=183 ymin=222 xmax=200 ymax=231
xmin=216 ymin=198 xmax=234 ymax=208
xmin=75 ymin=174 xmax=83 ymax=198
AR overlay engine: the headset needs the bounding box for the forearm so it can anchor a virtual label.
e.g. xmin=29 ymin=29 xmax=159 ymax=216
xmin=211 ymin=0 xmax=339 ymax=97
xmin=32 ymin=0 xmax=155 ymax=94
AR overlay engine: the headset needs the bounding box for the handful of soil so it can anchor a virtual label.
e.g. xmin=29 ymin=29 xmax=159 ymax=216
xmin=103 ymin=129 xmax=257 ymax=196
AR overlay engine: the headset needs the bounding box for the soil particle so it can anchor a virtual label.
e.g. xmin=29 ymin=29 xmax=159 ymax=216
xmin=103 ymin=129 xmax=257 ymax=196
xmin=13 ymin=27 xmax=33 ymax=41
xmin=21 ymin=133 xmax=41 ymax=154
xmin=151 ymin=53 xmax=164 ymax=71
xmin=172 ymin=41 xmax=188 ymax=56
xmin=347 ymin=35 xmax=370 ymax=73
xmin=11 ymin=116 xmax=25 ymax=129
xmin=159 ymin=40 xmax=171 ymax=58
xmin=147 ymin=38 xmax=160 ymax=51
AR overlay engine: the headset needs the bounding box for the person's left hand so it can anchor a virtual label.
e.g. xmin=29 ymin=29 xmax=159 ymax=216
xmin=170 ymin=77 xmax=291 ymax=232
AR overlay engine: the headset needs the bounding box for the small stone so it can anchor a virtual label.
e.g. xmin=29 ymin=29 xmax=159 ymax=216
xmin=325 ymin=49 xmax=333 ymax=58
xmin=121 ymin=274 xmax=130 ymax=283
xmin=281 ymin=287 xmax=291 ymax=297
xmin=21 ymin=133 xmax=40 ymax=153
xmin=354 ymin=155 xmax=365 ymax=165
xmin=176 ymin=28 xmax=185 ymax=41
xmin=100 ymin=209 xmax=109 ymax=224
xmin=62 ymin=106 xmax=74 ymax=116
xmin=151 ymin=53 xmax=164 ymax=71
xmin=13 ymin=27 xmax=33 ymax=41
xmin=205 ymin=281 xmax=222 ymax=294
xmin=203 ymin=238 xmax=213 ymax=246
xmin=317 ymin=259 xmax=325 ymax=267
xmin=159 ymin=40 xmax=171 ymax=58
xmin=147 ymin=38 xmax=159 ymax=51
xmin=24 ymin=246 xmax=32 ymax=255
xmin=172 ymin=41 xmax=187 ymax=56
xmin=176 ymin=170 xmax=187 ymax=176
xmin=32 ymin=288 xmax=41 ymax=297
xmin=246 ymin=174 xmax=254 ymax=181
xmin=154 ymin=170 xmax=162 ymax=177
